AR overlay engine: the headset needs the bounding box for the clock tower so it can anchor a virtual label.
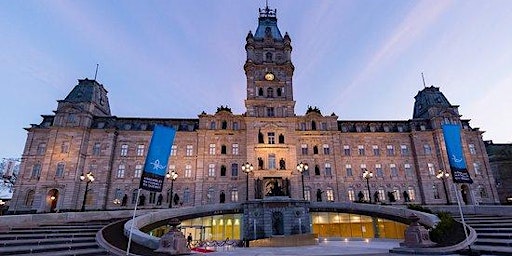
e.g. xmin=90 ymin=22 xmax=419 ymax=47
xmin=244 ymin=5 xmax=295 ymax=117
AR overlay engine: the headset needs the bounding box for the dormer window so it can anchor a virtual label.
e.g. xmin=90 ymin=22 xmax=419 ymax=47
xmin=265 ymin=52 xmax=272 ymax=61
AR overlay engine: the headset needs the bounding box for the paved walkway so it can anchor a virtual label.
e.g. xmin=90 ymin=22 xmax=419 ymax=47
xmin=202 ymin=239 xmax=411 ymax=256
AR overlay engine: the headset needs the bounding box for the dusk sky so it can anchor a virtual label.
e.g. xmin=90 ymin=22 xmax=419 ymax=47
xmin=1 ymin=1 xmax=511 ymax=158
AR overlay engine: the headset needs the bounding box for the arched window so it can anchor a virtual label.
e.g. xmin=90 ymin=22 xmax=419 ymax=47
xmin=258 ymin=131 xmax=264 ymax=143
xmin=278 ymin=134 xmax=284 ymax=144
xmin=55 ymin=162 xmax=65 ymax=178
xmin=220 ymin=165 xmax=227 ymax=176
xmin=25 ymin=190 xmax=35 ymax=206
xmin=313 ymin=146 xmax=318 ymax=154
xmin=314 ymin=165 xmax=320 ymax=176
xmin=221 ymin=145 xmax=227 ymax=154
xmin=221 ymin=121 xmax=227 ymax=129
xmin=183 ymin=188 xmax=190 ymax=204
xmin=231 ymin=163 xmax=239 ymax=177
xmin=267 ymin=87 xmax=274 ymax=98
xmin=266 ymin=52 xmax=272 ymax=61
xmin=311 ymin=121 xmax=317 ymax=130
xmin=210 ymin=121 xmax=216 ymax=130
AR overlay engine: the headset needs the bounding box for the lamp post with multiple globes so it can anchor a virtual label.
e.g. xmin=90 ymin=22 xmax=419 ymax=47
xmin=241 ymin=162 xmax=254 ymax=201
xmin=436 ymin=169 xmax=451 ymax=205
xmin=166 ymin=171 xmax=178 ymax=208
xmin=80 ymin=172 xmax=95 ymax=211
xmin=296 ymin=162 xmax=309 ymax=200
xmin=362 ymin=169 xmax=373 ymax=203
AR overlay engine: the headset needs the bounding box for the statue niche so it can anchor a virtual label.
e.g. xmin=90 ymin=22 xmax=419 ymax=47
xmin=265 ymin=178 xmax=290 ymax=197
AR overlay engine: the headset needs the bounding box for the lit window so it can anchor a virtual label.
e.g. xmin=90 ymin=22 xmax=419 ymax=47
xmin=378 ymin=188 xmax=386 ymax=201
xmin=469 ymin=144 xmax=476 ymax=155
xmin=209 ymin=144 xmax=216 ymax=155
xmin=134 ymin=164 xmax=143 ymax=178
xmin=393 ymin=187 xmax=401 ymax=201
xmin=171 ymin=145 xmax=177 ymax=156
xmin=136 ymin=144 xmax=145 ymax=156
xmin=185 ymin=165 xmax=192 ymax=178
xmin=268 ymin=132 xmax=275 ymax=144
xmin=186 ymin=145 xmax=193 ymax=156
xmin=326 ymin=187 xmax=334 ymax=202
xmin=305 ymin=187 xmax=311 ymax=201
xmin=120 ymin=144 xmax=128 ymax=156
xmin=231 ymin=189 xmax=239 ymax=202
xmin=208 ymin=164 xmax=215 ymax=177
xmin=232 ymin=144 xmax=239 ymax=155
xmin=117 ymin=164 xmax=125 ymax=178
xmin=348 ymin=188 xmax=355 ymax=201
xmin=428 ymin=163 xmax=435 ymax=175
xmin=408 ymin=187 xmax=416 ymax=201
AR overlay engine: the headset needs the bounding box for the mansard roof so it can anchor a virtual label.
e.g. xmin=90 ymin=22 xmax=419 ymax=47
xmin=413 ymin=86 xmax=452 ymax=119
xmin=253 ymin=6 xmax=283 ymax=41
xmin=64 ymin=78 xmax=105 ymax=102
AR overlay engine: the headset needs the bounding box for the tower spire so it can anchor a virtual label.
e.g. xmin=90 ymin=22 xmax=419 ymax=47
xmin=421 ymin=72 xmax=426 ymax=88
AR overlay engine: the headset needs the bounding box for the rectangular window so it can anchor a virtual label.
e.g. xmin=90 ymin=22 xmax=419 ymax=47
xmin=473 ymin=162 xmax=481 ymax=175
xmin=268 ymin=132 xmax=275 ymax=144
xmin=149 ymin=192 xmax=156 ymax=204
xmin=233 ymin=122 xmax=239 ymax=130
xmin=209 ymin=144 xmax=216 ymax=155
xmin=390 ymin=164 xmax=398 ymax=177
xmin=231 ymin=163 xmax=239 ymax=177
xmin=305 ymin=189 xmax=311 ymax=201
xmin=423 ymin=144 xmax=432 ymax=154
xmin=400 ymin=145 xmax=408 ymax=155
xmin=171 ymin=145 xmax=177 ymax=156
xmin=300 ymin=123 xmax=306 ymax=131
xmin=92 ymin=143 xmax=101 ymax=156
xmin=208 ymin=164 xmax=215 ymax=177
xmin=375 ymin=164 xmax=383 ymax=177
xmin=185 ymin=164 xmax=192 ymax=178
xmin=386 ymin=145 xmax=394 ymax=156
xmin=404 ymin=163 xmax=412 ymax=177
xmin=325 ymin=163 xmax=332 ymax=176
xmin=433 ymin=185 xmax=440 ymax=199
xmin=346 ymin=164 xmax=353 ymax=177
xmin=120 ymin=144 xmax=128 ymax=156
xmin=428 ymin=163 xmax=435 ymax=176
xmin=378 ymin=188 xmax=386 ymax=201
xmin=61 ymin=142 xmax=69 ymax=153
xmin=268 ymin=154 xmax=276 ymax=169
xmin=136 ymin=144 xmax=145 ymax=156
xmin=358 ymin=145 xmax=365 ymax=156
xmin=231 ymin=190 xmax=239 ymax=202
xmin=469 ymin=144 xmax=476 ymax=155
xmin=134 ymin=164 xmax=143 ymax=178
xmin=232 ymin=143 xmax=239 ymax=155
xmin=267 ymin=107 xmax=275 ymax=117
xmin=117 ymin=164 xmax=125 ymax=178
xmin=408 ymin=187 xmax=416 ymax=201
xmin=348 ymin=189 xmax=355 ymax=201
xmin=55 ymin=163 xmax=65 ymax=178
xmin=301 ymin=144 xmax=308 ymax=155
xmin=186 ymin=145 xmax=193 ymax=156
xmin=343 ymin=145 xmax=351 ymax=156
xmin=372 ymin=145 xmax=380 ymax=156
xmin=37 ymin=143 xmax=47 ymax=155
xmin=323 ymin=144 xmax=330 ymax=155
xmin=326 ymin=189 xmax=334 ymax=202
xmin=321 ymin=122 xmax=327 ymax=131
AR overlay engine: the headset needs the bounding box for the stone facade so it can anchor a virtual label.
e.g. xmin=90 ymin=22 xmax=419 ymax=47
xmin=9 ymin=6 xmax=499 ymax=214
xmin=485 ymin=141 xmax=512 ymax=204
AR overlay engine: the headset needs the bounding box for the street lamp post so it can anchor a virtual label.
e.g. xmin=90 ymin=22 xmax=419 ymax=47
xmin=436 ymin=170 xmax=451 ymax=205
xmin=241 ymin=162 xmax=253 ymax=201
xmin=362 ymin=169 xmax=373 ymax=203
xmin=80 ymin=172 xmax=95 ymax=211
xmin=166 ymin=171 xmax=178 ymax=208
xmin=296 ymin=162 xmax=309 ymax=200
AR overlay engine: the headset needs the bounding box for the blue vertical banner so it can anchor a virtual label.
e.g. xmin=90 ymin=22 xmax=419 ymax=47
xmin=442 ymin=124 xmax=473 ymax=184
xmin=139 ymin=125 xmax=176 ymax=192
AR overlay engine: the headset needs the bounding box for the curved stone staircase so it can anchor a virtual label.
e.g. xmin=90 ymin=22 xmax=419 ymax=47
xmin=0 ymin=220 xmax=111 ymax=256
xmin=457 ymin=214 xmax=512 ymax=255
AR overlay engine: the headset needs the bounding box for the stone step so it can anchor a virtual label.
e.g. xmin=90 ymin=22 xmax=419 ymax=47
xmin=477 ymin=232 xmax=512 ymax=239
xmin=467 ymin=223 xmax=512 ymax=228
xmin=470 ymin=227 xmax=512 ymax=234
xmin=0 ymin=241 xmax=101 ymax=255
xmin=0 ymin=232 xmax=97 ymax=240
xmin=0 ymin=236 xmax=96 ymax=247
xmin=471 ymin=245 xmax=512 ymax=256
xmin=11 ymin=247 xmax=110 ymax=256
xmin=10 ymin=225 xmax=103 ymax=231
xmin=475 ymin=238 xmax=512 ymax=247
xmin=2 ymin=228 xmax=100 ymax=235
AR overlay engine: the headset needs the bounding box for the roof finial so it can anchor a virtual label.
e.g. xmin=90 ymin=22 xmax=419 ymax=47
xmin=421 ymin=72 xmax=426 ymax=88
xmin=94 ymin=63 xmax=99 ymax=81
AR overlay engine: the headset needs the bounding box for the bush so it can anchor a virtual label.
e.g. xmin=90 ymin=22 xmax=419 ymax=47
xmin=429 ymin=212 xmax=465 ymax=246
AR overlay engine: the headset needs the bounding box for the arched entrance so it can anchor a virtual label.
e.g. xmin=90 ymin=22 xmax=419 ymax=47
xmin=47 ymin=189 xmax=59 ymax=212
xmin=460 ymin=185 xmax=471 ymax=205
xmin=272 ymin=211 xmax=284 ymax=235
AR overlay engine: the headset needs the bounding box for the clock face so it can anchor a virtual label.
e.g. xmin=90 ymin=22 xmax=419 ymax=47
xmin=264 ymin=72 xmax=275 ymax=81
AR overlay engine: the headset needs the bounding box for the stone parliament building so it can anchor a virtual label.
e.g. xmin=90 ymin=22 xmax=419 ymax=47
xmin=10 ymin=6 xmax=499 ymax=214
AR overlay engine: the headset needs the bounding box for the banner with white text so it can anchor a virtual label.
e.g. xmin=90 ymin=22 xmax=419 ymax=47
xmin=442 ymin=124 xmax=473 ymax=184
xmin=139 ymin=125 xmax=176 ymax=192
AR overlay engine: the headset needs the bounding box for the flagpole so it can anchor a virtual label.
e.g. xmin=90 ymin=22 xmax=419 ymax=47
xmin=126 ymin=188 xmax=141 ymax=256
xmin=453 ymin=183 xmax=471 ymax=252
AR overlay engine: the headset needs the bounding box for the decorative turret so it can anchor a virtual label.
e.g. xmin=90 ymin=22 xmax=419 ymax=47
xmin=412 ymin=86 xmax=461 ymax=129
